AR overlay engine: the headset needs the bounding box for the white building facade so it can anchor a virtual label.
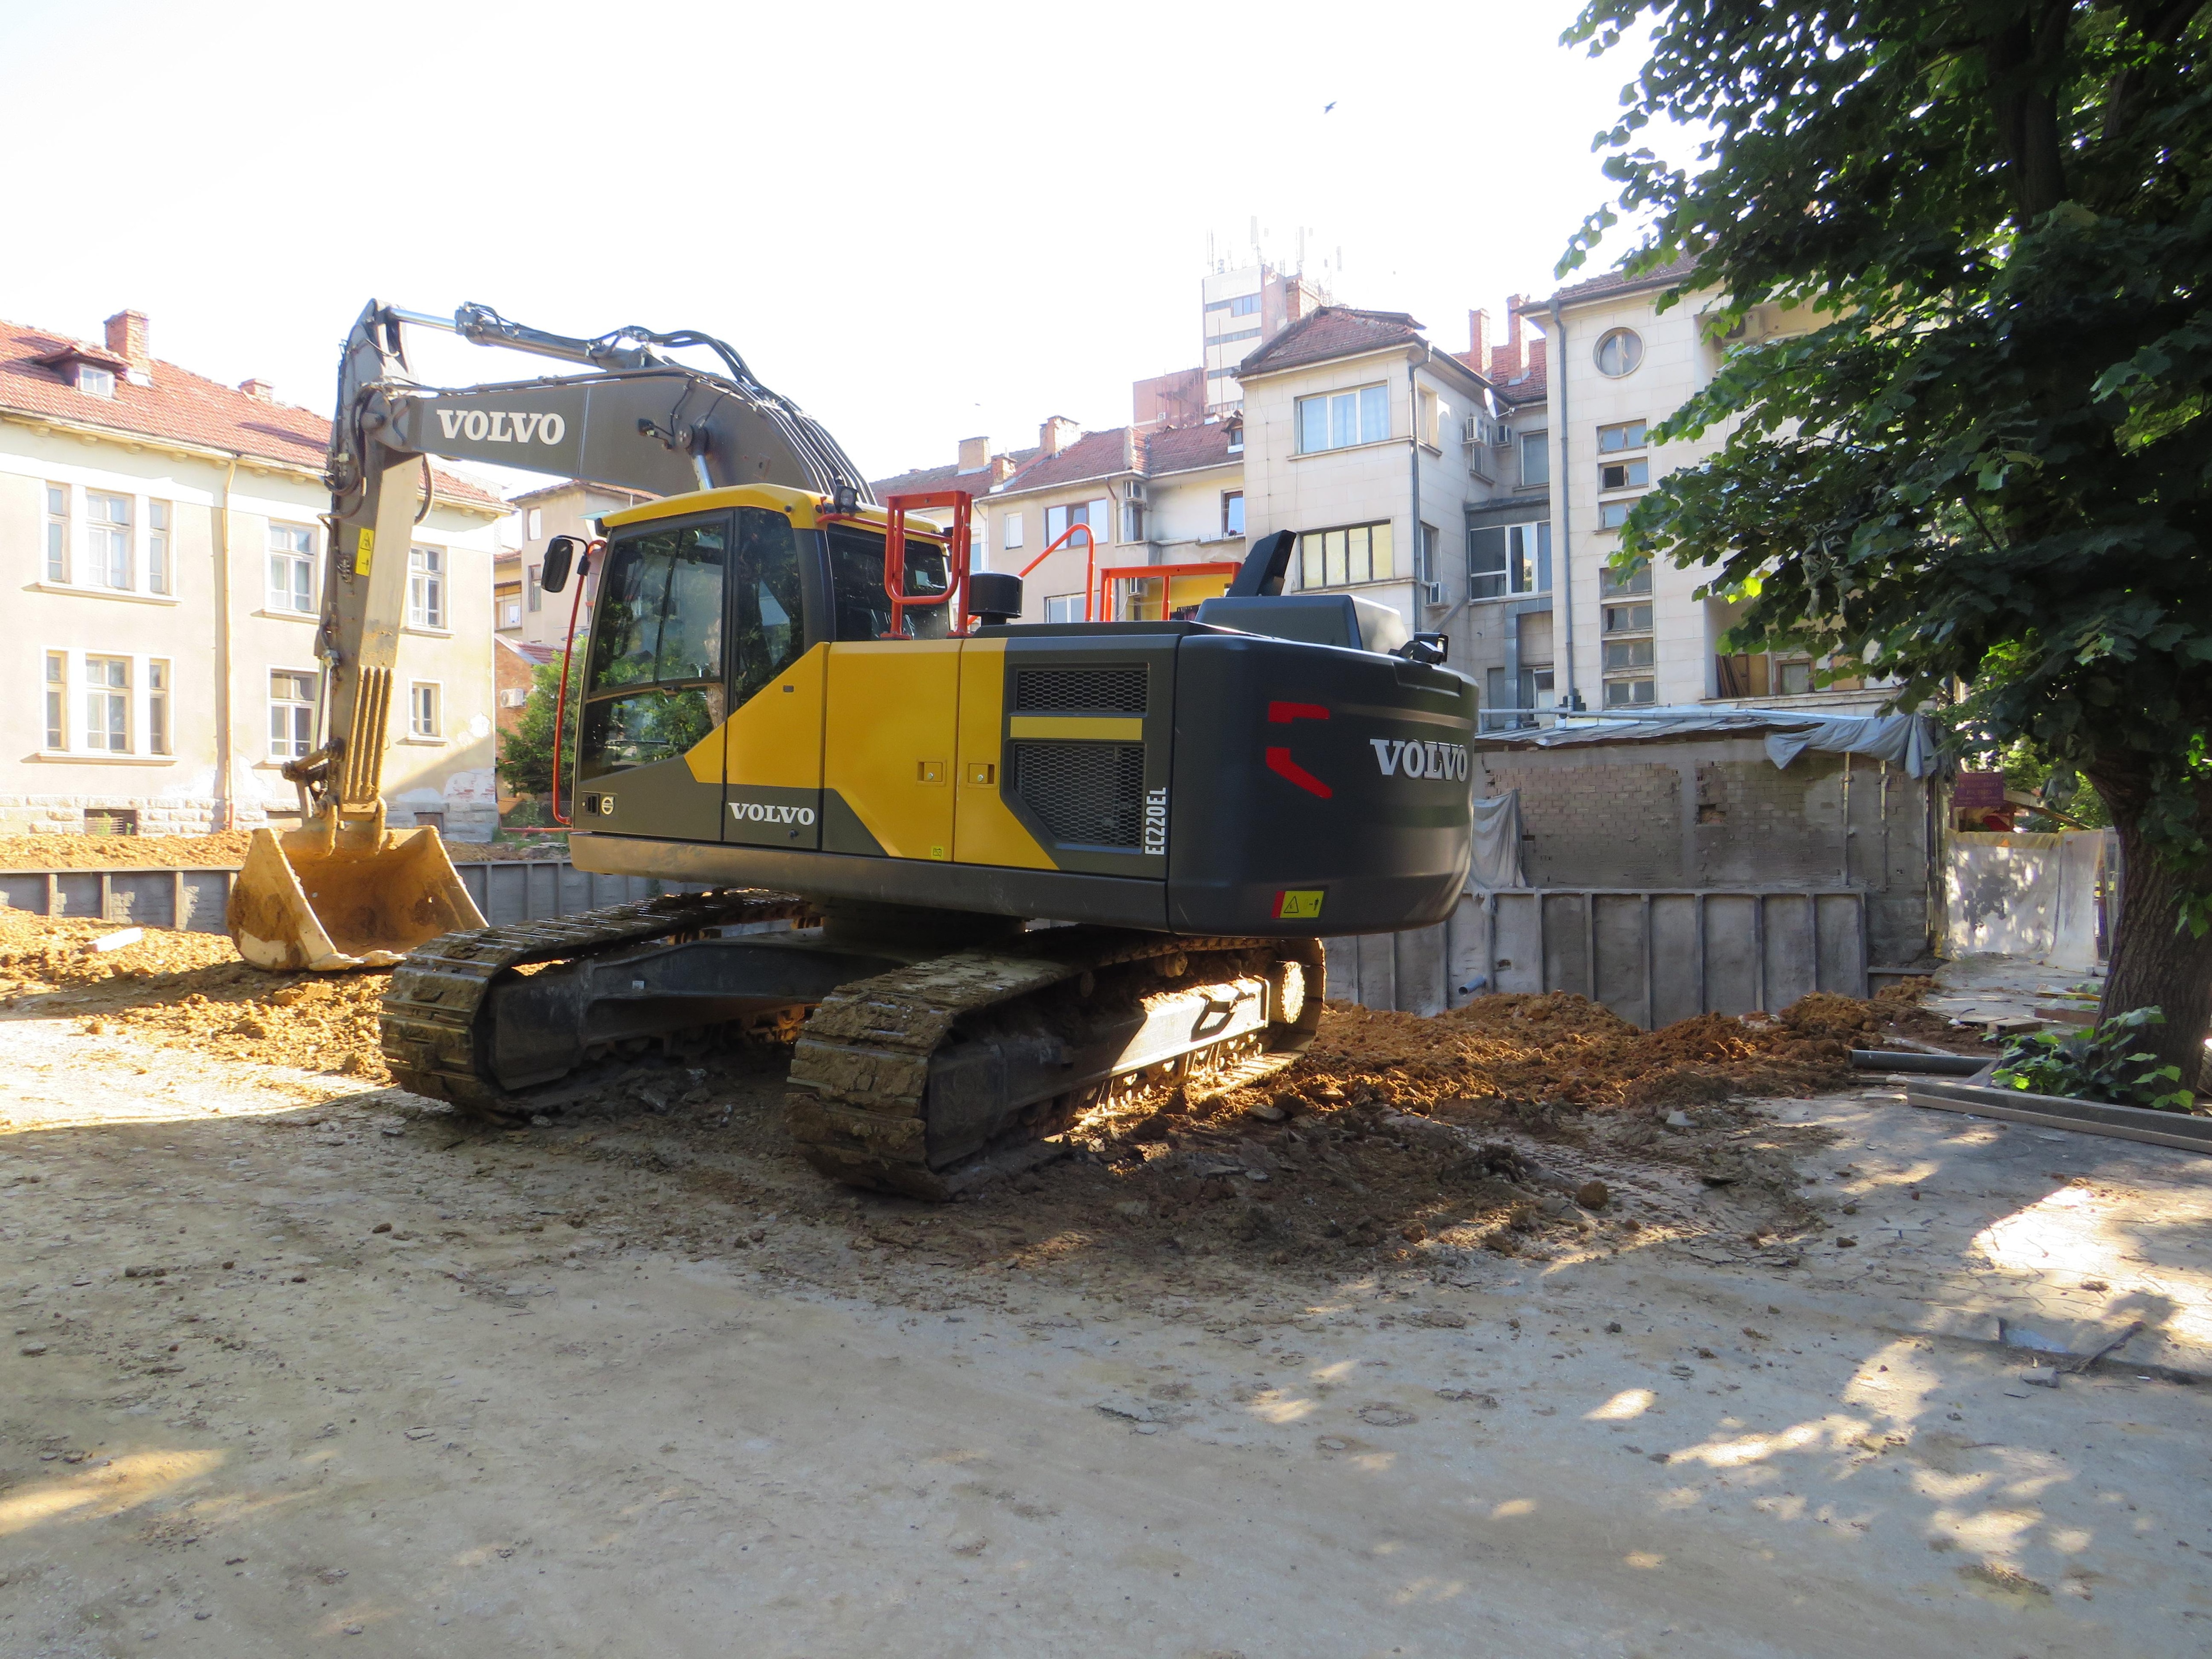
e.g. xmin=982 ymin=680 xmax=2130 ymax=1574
xmin=0 ymin=310 xmax=508 ymax=839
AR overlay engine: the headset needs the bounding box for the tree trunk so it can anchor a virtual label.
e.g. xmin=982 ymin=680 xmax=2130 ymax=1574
xmin=2089 ymin=760 xmax=2212 ymax=1090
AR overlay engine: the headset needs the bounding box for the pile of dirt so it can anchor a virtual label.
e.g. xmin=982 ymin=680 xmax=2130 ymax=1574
xmin=1266 ymin=990 xmax=1869 ymax=1115
xmin=0 ymin=830 xmax=569 ymax=869
xmin=0 ymin=911 xmax=390 ymax=1081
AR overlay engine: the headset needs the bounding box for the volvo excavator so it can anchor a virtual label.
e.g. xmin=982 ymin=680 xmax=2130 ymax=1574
xmin=227 ymin=300 xmax=1477 ymax=1198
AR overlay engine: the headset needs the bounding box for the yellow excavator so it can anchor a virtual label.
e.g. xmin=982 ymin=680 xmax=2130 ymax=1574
xmin=229 ymin=300 xmax=1477 ymax=1197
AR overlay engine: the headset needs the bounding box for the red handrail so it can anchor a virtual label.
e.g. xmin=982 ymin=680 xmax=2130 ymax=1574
xmin=881 ymin=490 xmax=971 ymax=636
xmin=1016 ymin=522 xmax=1099 ymax=617
xmin=1093 ymin=558 xmax=1241 ymax=623
xmin=548 ymin=538 xmax=603 ymax=827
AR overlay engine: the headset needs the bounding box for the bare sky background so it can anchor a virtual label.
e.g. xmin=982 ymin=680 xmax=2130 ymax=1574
xmin=0 ymin=0 xmax=1655 ymax=487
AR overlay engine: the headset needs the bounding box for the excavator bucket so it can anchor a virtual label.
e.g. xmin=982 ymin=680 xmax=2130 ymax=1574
xmin=227 ymin=812 xmax=486 ymax=972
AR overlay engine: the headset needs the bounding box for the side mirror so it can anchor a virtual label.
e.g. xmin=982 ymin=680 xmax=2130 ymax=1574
xmin=541 ymin=536 xmax=577 ymax=594
xmin=1395 ymin=631 xmax=1449 ymax=666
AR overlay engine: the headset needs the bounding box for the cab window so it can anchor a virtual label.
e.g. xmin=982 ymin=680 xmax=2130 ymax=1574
xmin=827 ymin=523 xmax=950 ymax=640
xmin=579 ymin=517 xmax=727 ymax=778
xmin=732 ymin=506 xmax=807 ymax=703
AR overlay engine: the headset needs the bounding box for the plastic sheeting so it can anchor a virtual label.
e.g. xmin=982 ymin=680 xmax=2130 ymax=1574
xmin=1469 ymin=791 xmax=1527 ymax=891
xmin=1763 ymin=711 xmax=1941 ymax=779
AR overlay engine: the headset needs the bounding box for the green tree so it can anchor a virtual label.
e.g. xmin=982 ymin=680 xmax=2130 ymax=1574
xmin=1566 ymin=0 xmax=2212 ymax=1079
xmin=496 ymin=657 xmax=579 ymax=804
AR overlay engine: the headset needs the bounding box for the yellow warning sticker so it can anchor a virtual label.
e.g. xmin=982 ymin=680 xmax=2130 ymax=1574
xmin=1274 ymin=889 xmax=1325 ymax=920
xmin=355 ymin=526 xmax=375 ymax=575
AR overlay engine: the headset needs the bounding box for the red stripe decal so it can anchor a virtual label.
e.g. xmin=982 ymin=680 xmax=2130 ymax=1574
xmin=1267 ymin=701 xmax=1330 ymax=724
xmin=1265 ymin=747 xmax=1333 ymax=799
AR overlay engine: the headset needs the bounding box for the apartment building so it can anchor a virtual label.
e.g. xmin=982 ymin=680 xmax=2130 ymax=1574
xmin=0 ymin=310 xmax=507 ymax=838
xmin=1457 ymin=304 xmax=1555 ymax=716
xmin=1524 ymin=263 xmax=1880 ymax=713
xmin=1234 ymin=307 xmax=1507 ymax=662
xmin=495 ymin=478 xmax=656 ymax=655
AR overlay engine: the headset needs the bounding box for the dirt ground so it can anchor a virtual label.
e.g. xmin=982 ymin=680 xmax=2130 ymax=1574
xmin=3 ymin=923 xmax=2207 ymax=1655
xmin=0 ymin=832 xmax=567 ymax=871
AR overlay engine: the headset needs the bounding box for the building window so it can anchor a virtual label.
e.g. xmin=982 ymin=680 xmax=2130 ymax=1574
xmin=1419 ymin=523 xmax=1440 ymax=583
xmin=1296 ymin=521 xmax=1394 ymax=588
xmin=86 ymin=656 xmax=128 ymax=751
xmin=1604 ymin=600 xmax=1654 ymax=634
xmin=44 ymin=652 xmax=65 ymax=749
xmin=270 ymin=669 xmax=317 ymax=760
xmin=1467 ymin=522 xmax=1550 ymax=599
xmin=1600 ymin=455 xmax=1651 ymax=492
xmin=45 ymin=484 xmax=69 ymax=581
xmin=409 ymin=681 xmax=442 ymax=739
xmin=1598 ymin=419 xmax=1647 ymax=453
xmin=1121 ymin=498 xmax=1145 ymax=543
xmin=1044 ymin=500 xmax=1104 ymax=550
xmin=76 ymin=365 xmax=115 ymax=397
xmin=147 ymin=499 xmax=171 ymax=594
xmin=1520 ymin=431 xmax=1549 ymax=488
xmin=1226 ymin=420 xmax=1244 ymax=455
xmin=499 ymin=597 xmax=522 ymax=629
xmin=1229 ymin=292 xmax=1260 ymax=317
xmin=1600 ymin=559 xmax=1653 ymax=600
xmin=1296 ymin=384 xmax=1389 ymax=453
xmin=268 ymin=523 xmax=315 ymax=612
xmin=1222 ymin=491 xmax=1245 ymax=536
xmin=1598 ymin=499 xmax=1639 ymax=530
xmin=86 ymin=492 xmax=131 ymax=589
xmin=1001 ymin=512 xmax=1024 ymax=550
xmin=1211 ymin=326 xmax=1261 ymax=346
xmin=408 ymin=545 xmax=445 ymax=629
xmin=1595 ymin=329 xmax=1644 ymax=377
xmin=526 ymin=507 xmax=543 ymax=540
xmin=1043 ymin=594 xmax=1083 ymax=624
xmin=1603 ymin=676 xmax=1657 ymax=707
xmin=147 ymin=659 xmax=170 ymax=755
xmin=1775 ymin=657 xmax=1814 ymax=696
xmin=1603 ymin=638 xmax=1655 ymax=672
xmin=526 ymin=564 xmax=543 ymax=611
xmin=1419 ymin=388 xmax=1441 ymax=448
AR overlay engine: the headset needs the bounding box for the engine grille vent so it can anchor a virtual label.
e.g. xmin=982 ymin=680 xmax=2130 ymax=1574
xmin=1012 ymin=742 xmax=1146 ymax=849
xmin=1012 ymin=666 xmax=1148 ymax=715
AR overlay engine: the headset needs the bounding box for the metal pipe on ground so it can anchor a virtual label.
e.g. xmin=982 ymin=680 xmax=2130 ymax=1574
xmin=1850 ymin=1048 xmax=1989 ymax=1076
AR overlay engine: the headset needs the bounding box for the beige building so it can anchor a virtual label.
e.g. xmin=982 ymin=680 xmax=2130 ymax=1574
xmin=0 ymin=309 xmax=507 ymax=839
xmin=1524 ymin=265 xmax=1880 ymax=713
xmin=495 ymin=478 xmax=655 ymax=655
xmin=1235 ymin=307 xmax=1503 ymax=654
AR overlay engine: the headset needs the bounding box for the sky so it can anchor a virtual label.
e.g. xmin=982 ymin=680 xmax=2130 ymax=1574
xmin=0 ymin=0 xmax=1660 ymax=491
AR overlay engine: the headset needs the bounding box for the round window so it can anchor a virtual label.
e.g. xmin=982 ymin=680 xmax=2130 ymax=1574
xmin=1595 ymin=328 xmax=1644 ymax=377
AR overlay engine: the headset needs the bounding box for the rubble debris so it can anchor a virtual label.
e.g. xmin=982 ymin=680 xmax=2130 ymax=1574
xmin=0 ymin=830 xmax=566 ymax=870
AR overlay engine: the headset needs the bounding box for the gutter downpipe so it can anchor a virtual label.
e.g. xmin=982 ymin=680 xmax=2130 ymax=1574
xmin=1409 ymin=349 xmax=1425 ymax=614
xmin=213 ymin=454 xmax=238 ymax=833
xmin=1548 ymin=296 xmax=1577 ymax=711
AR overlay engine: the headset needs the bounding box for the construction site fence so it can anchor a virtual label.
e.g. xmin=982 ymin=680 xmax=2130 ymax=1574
xmin=0 ymin=861 xmax=706 ymax=935
xmin=1336 ymin=886 xmax=1874 ymax=1030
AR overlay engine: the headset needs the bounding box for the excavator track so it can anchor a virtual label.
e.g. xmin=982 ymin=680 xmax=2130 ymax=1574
xmin=380 ymin=888 xmax=815 ymax=1113
xmin=785 ymin=931 xmax=1324 ymax=1200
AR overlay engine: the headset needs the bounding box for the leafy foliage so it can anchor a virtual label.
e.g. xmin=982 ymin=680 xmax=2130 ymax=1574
xmin=496 ymin=657 xmax=577 ymax=801
xmin=1994 ymin=1006 xmax=2195 ymax=1110
xmin=1560 ymin=0 xmax=2212 ymax=1075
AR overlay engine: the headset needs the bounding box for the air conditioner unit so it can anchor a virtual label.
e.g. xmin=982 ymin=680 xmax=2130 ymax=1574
xmin=1424 ymin=581 xmax=1447 ymax=607
xmin=1462 ymin=415 xmax=1484 ymax=445
xmin=1122 ymin=480 xmax=1147 ymax=502
xmin=1492 ymin=422 xmax=1515 ymax=449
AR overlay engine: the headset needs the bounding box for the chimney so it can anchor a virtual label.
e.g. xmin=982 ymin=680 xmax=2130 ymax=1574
xmin=957 ymin=435 xmax=988 ymax=471
xmin=1468 ymin=309 xmax=1491 ymax=372
xmin=238 ymin=379 xmax=276 ymax=401
xmin=1039 ymin=416 xmax=1080 ymax=457
xmin=104 ymin=310 xmax=150 ymax=382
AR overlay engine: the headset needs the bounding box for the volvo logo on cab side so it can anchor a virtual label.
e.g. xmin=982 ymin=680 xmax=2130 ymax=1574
xmin=729 ymin=801 xmax=815 ymax=826
xmin=1369 ymin=738 xmax=1470 ymax=781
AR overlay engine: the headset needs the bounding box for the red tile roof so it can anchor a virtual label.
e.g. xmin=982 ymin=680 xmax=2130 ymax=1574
xmin=1544 ymin=253 xmax=1701 ymax=307
xmin=1236 ymin=307 xmax=1426 ymax=376
xmin=0 ymin=316 xmax=503 ymax=510
xmin=868 ymin=449 xmax=1041 ymax=502
xmin=991 ymin=428 xmax=1135 ymax=495
xmin=1142 ymin=422 xmax=1239 ymax=475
